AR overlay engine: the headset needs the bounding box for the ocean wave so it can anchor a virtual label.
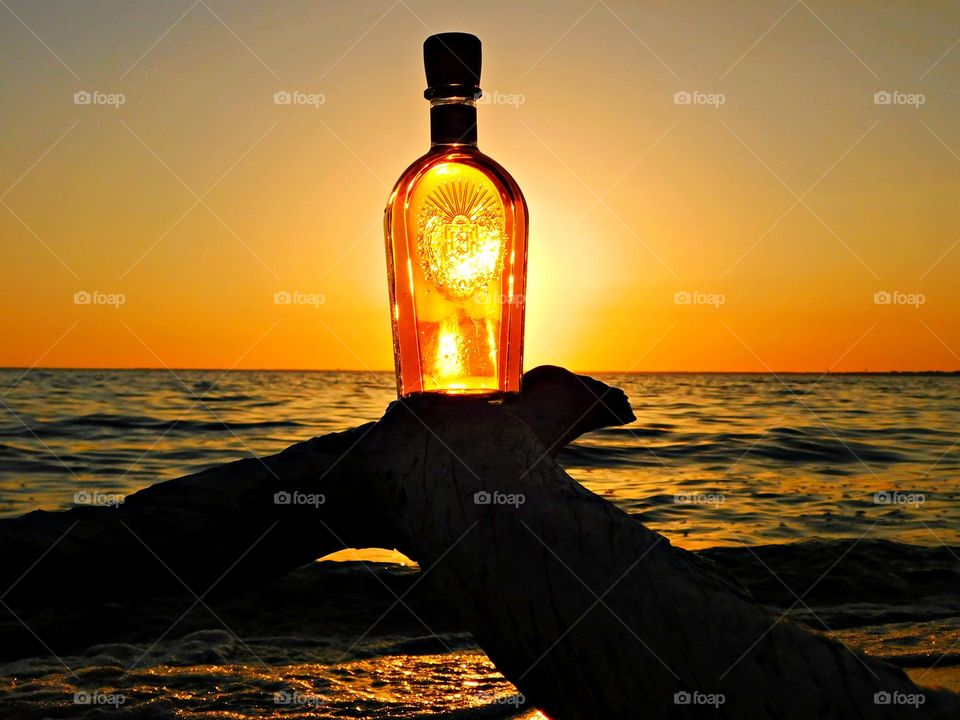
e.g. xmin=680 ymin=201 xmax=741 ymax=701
xmin=0 ymin=413 xmax=305 ymax=438
xmin=701 ymin=538 xmax=960 ymax=626
xmin=562 ymin=428 xmax=912 ymax=466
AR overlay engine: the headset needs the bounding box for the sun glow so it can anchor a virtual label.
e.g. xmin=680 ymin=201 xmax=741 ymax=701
xmin=435 ymin=316 xmax=465 ymax=380
xmin=2 ymin=2 xmax=957 ymax=373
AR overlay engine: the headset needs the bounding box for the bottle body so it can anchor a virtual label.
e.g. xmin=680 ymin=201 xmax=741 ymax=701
xmin=385 ymin=146 xmax=527 ymax=397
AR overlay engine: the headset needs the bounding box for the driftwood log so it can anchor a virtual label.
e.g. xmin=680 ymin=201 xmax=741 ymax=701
xmin=1 ymin=366 xmax=957 ymax=719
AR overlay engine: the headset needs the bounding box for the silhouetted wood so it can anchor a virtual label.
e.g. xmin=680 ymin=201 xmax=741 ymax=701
xmin=0 ymin=366 xmax=630 ymax=601
xmin=1 ymin=366 xmax=956 ymax=719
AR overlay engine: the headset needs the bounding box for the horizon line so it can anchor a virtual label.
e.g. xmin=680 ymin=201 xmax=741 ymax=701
xmin=1 ymin=367 xmax=958 ymax=375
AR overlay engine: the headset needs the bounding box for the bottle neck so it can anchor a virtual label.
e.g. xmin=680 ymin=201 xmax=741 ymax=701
xmin=429 ymin=97 xmax=478 ymax=147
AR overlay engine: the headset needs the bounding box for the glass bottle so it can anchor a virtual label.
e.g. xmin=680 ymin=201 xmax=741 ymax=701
xmin=384 ymin=32 xmax=528 ymax=397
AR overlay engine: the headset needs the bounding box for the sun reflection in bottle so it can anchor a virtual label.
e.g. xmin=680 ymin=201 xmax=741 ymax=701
xmin=435 ymin=316 xmax=466 ymax=384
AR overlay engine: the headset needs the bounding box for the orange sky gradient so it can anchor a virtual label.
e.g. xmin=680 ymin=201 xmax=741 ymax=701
xmin=1 ymin=1 xmax=958 ymax=372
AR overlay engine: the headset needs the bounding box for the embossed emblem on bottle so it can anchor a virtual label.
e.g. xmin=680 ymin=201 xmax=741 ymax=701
xmin=416 ymin=177 xmax=505 ymax=298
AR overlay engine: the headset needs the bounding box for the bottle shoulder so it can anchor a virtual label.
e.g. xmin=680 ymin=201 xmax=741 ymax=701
xmin=386 ymin=146 xmax=525 ymax=207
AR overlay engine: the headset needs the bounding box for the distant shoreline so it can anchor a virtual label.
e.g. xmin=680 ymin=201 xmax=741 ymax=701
xmin=0 ymin=367 xmax=957 ymax=376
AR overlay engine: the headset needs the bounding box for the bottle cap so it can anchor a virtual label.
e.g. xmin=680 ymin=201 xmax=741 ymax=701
xmin=423 ymin=32 xmax=482 ymax=100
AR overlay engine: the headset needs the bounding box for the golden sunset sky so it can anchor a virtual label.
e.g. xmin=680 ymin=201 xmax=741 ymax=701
xmin=1 ymin=0 xmax=958 ymax=372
